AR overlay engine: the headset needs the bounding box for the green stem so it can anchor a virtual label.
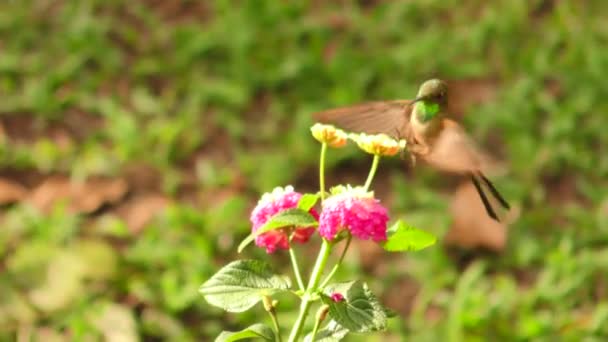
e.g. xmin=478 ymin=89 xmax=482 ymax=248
xmin=310 ymin=312 xmax=323 ymax=342
xmin=289 ymin=247 xmax=305 ymax=292
xmin=268 ymin=309 xmax=282 ymax=342
xmin=319 ymin=143 xmax=327 ymax=201
xmin=319 ymin=234 xmax=352 ymax=289
xmin=287 ymin=240 xmax=333 ymax=342
xmin=363 ymin=154 xmax=381 ymax=191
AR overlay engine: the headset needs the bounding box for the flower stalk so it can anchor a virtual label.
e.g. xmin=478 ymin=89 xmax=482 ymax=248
xmin=263 ymin=296 xmax=282 ymax=342
xmin=319 ymin=143 xmax=327 ymax=201
xmin=287 ymin=239 xmax=333 ymax=342
xmin=319 ymin=234 xmax=352 ymax=289
xmin=364 ymin=154 xmax=381 ymax=191
xmin=311 ymin=304 xmax=330 ymax=342
xmin=288 ymin=247 xmax=305 ymax=292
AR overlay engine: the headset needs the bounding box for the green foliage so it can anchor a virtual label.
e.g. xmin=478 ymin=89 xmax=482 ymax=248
xmin=200 ymin=260 xmax=291 ymax=313
xmin=304 ymin=321 xmax=348 ymax=342
xmin=383 ymin=220 xmax=436 ymax=252
xmin=216 ymin=323 xmax=276 ymax=342
xmin=297 ymin=193 xmax=320 ymax=212
xmin=322 ymin=281 xmax=388 ymax=333
xmin=0 ymin=0 xmax=607 ymax=340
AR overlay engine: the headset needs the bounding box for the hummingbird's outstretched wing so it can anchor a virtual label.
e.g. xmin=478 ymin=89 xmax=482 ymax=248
xmin=422 ymin=119 xmax=489 ymax=173
xmin=312 ymin=100 xmax=412 ymax=138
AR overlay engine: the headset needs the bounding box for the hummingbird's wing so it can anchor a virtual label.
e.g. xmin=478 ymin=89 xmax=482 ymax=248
xmin=422 ymin=119 xmax=489 ymax=173
xmin=312 ymin=100 xmax=412 ymax=138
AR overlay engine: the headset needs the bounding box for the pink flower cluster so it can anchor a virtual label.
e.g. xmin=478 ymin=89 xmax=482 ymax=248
xmin=318 ymin=187 xmax=388 ymax=242
xmin=250 ymin=185 xmax=389 ymax=253
xmin=250 ymin=186 xmax=317 ymax=253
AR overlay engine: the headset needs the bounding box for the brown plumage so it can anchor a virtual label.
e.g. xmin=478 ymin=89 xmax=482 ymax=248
xmin=313 ymin=79 xmax=510 ymax=221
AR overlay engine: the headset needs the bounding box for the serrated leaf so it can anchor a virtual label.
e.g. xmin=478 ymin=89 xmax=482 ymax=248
xmin=322 ymin=281 xmax=387 ymax=333
xmin=382 ymin=220 xmax=436 ymax=252
xmin=298 ymin=193 xmax=319 ymax=211
xmin=304 ymin=320 xmax=348 ymax=342
xmin=200 ymin=260 xmax=291 ymax=312
xmin=238 ymin=208 xmax=318 ymax=253
xmin=215 ymin=323 xmax=275 ymax=342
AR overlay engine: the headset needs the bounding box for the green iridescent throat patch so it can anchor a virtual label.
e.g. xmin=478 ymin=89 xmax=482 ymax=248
xmin=417 ymin=102 xmax=440 ymax=122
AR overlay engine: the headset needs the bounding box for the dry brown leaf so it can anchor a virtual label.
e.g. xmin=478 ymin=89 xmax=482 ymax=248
xmin=0 ymin=178 xmax=27 ymax=205
xmin=117 ymin=194 xmax=169 ymax=234
xmin=445 ymin=181 xmax=517 ymax=252
xmin=26 ymin=176 xmax=128 ymax=214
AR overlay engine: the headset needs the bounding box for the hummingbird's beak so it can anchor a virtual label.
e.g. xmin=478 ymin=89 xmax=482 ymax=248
xmin=413 ymin=96 xmax=424 ymax=103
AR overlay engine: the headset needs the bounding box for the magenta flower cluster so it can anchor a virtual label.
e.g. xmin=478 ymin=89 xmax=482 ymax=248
xmin=250 ymin=185 xmax=389 ymax=253
xmin=318 ymin=187 xmax=388 ymax=242
xmin=250 ymin=186 xmax=317 ymax=253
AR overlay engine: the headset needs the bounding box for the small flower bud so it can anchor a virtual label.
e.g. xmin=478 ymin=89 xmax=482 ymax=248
xmin=262 ymin=296 xmax=275 ymax=312
xmin=349 ymin=133 xmax=405 ymax=156
xmin=311 ymin=123 xmax=348 ymax=148
xmin=330 ymin=293 xmax=345 ymax=302
xmin=316 ymin=304 xmax=330 ymax=323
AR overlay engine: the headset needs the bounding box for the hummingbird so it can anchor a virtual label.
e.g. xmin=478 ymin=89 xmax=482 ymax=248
xmin=313 ymin=79 xmax=510 ymax=221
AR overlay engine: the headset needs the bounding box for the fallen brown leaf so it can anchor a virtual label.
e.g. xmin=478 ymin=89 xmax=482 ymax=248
xmin=0 ymin=178 xmax=27 ymax=205
xmin=117 ymin=194 xmax=169 ymax=234
xmin=26 ymin=176 xmax=128 ymax=214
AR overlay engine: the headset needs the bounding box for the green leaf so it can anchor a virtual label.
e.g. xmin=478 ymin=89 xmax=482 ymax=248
xmin=200 ymin=260 xmax=291 ymax=312
xmin=322 ymin=281 xmax=388 ymax=333
xmin=238 ymin=208 xmax=318 ymax=253
xmin=382 ymin=220 xmax=436 ymax=252
xmin=215 ymin=323 xmax=275 ymax=342
xmin=298 ymin=193 xmax=319 ymax=211
xmin=304 ymin=320 xmax=348 ymax=342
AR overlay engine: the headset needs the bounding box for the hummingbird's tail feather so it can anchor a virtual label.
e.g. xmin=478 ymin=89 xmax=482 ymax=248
xmin=470 ymin=174 xmax=500 ymax=222
xmin=476 ymin=172 xmax=510 ymax=210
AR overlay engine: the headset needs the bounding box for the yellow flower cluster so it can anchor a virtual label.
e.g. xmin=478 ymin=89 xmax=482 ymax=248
xmin=310 ymin=123 xmax=407 ymax=156
xmin=310 ymin=123 xmax=348 ymax=148
xmin=349 ymin=133 xmax=406 ymax=156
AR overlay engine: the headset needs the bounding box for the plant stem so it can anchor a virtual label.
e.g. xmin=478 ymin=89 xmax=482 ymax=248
xmin=319 ymin=143 xmax=327 ymax=201
xmin=310 ymin=312 xmax=323 ymax=342
xmin=287 ymin=240 xmax=333 ymax=342
xmin=319 ymin=234 xmax=352 ymax=289
xmin=268 ymin=309 xmax=282 ymax=342
xmin=289 ymin=247 xmax=305 ymax=292
xmin=363 ymin=154 xmax=381 ymax=191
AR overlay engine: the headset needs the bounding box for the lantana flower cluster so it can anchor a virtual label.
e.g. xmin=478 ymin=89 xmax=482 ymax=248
xmin=250 ymin=124 xmax=402 ymax=253
xmin=250 ymin=185 xmax=389 ymax=253
xmin=250 ymin=186 xmax=317 ymax=253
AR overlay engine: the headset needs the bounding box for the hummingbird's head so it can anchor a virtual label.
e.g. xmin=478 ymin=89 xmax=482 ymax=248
xmin=413 ymin=79 xmax=448 ymax=122
xmin=414 ymin=79 xmax=448 ymax=104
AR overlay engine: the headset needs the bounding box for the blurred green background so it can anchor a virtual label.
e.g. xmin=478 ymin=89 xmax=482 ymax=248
xmin=1 ymin=0 xmax=607 ymax=341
